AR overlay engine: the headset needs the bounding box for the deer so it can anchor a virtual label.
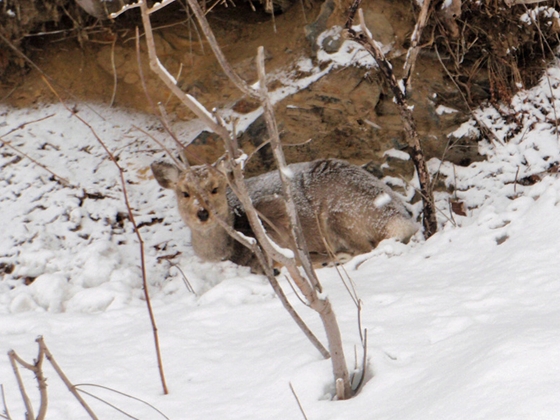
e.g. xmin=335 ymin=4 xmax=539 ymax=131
xmin=151 ymin=158 xmax=419 ymax=273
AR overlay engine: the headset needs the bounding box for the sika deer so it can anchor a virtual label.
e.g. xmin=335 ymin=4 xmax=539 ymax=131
xmin=151 ymin=159 xmax=418 ymax=272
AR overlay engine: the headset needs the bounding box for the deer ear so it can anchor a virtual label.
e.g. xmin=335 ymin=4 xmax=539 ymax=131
xmin=213 ymin=158 xmax=228 ymax=177
xmin=151 ymin=161 xmax=180 ymax=189
xmin=179 ymin=149 xmax=189 ymax=166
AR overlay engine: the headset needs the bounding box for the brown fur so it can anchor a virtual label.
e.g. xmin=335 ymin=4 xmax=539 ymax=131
xmin=151 ymin=159 xmax=419 ymax=272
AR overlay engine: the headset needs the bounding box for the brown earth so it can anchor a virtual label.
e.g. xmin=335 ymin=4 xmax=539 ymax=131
xmin=1 ymin=0 xmax=554 ymax=180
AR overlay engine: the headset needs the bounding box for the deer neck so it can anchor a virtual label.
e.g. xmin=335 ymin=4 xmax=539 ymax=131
xmin=190 ymin=216 xmax=234 ymax=262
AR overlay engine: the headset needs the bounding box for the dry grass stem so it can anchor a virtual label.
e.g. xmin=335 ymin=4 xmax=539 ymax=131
xmin=71 ymin=391 xmax=136 ymax=419
xmin=75 ymin=383 xmax=169 ymax=419
xmin=169 ymin=263 xmax=196 ymax=294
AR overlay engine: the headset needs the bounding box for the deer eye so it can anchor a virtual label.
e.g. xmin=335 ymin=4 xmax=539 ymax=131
xmin=211 ymin=187 xmax=219 ymax=194
xmin=182 ymin=191 xmax=190 ymax=198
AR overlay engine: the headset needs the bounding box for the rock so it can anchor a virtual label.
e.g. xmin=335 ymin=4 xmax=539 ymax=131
xmin=362 ymin=9 xmax=395 ymax=46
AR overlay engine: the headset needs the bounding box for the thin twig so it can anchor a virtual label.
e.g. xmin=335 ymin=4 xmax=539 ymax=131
xmin=37 ymin=337 xmax=99 ymax=419
xmin=313 ymin=212 xmax=360 ymax=307
xmin=137 ymin=0 xmax=230 ymax=138
xmin=75 ymin=390 xmax=139 ymax=420
xmin=7 ymin=340 xmax=48 ymax=420
xmin=182 ymin=0 xmax=259 ymax=99
xmin=283 ymin=275 xmax=311 ymax=307
xmin=0 ymin=384 xmax=12 ymax=420
xmin=345 ymin=2 xmax=437 ymax=238
xmin=434 ymin=45 xmax=503 ymax=146
xmin=0 ymin=138 xmax=71 ymax=186
xmin=256 ymin=46 xmax=323 ymax=294
xmin=41 ymin=77 xmax=169 ymax=395
xmin=109 ymin=36 xmax=118 ymax=107
xmin=35 ymin=344 xmax=48 ymax=420
xmin=169 ymin=263 xmax=196 ymax=294
xmin=75 ymin=383 xmax=170 ymax=420
xmin=351 ymin=328 xmax=368 ymax=393
xmin=165 ymin=63 xmax=183 ymax=107
xmin=7 ymin=351 xmax=34 ymax=420
xmin=402 ymin=0 xmax=432 ymax=93
xmin=131 ymin=125 xmax=180 ymax=165
xmin=289 ymin=382 xmax=309 ymax=420
xmin=135 ymin=28 xmax=188 ymax=153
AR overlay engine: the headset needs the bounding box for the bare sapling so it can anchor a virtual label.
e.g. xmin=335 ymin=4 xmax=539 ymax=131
xmin=116 ymin=0 xmax=412 ymax=400
xmin=151 ymin=158 xmax=418 ymax=272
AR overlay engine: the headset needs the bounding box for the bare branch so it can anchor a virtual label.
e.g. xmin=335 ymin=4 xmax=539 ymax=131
xmin=134 ymin=30 xmax=195 ymax=160
xmin=109 ymin=1 xmax=140 ymax=18
xmin=345 ymin=2 xmax=438 ymax=238
xmin=183 ymin=0 xmax=259 ymax=98
xmin=148 ymin=0 xmax=177 ymax=15
xmin=7 ymin=351 xmax=34 ymax=420
xmin=37 ymin=337 xmax=99 ymax=419
xmin=137 ymin=0 xmax=229 ymax=138
xmin=255 ymin=46 xmax=324 ymax=294
xmin=402 ymin=0 xmax=432 ymax=92
xmin=433 ymin=45 xmax=503 ymax=146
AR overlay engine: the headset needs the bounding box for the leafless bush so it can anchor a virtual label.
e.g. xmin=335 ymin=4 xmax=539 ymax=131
xmin=6 ymin=337 xmax=169 ymax=419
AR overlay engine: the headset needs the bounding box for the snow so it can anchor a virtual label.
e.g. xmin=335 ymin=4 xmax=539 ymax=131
xmin=373 ymin=193 xmax=392 ymax=209
xmin=383 ymin=148 xmax=411 ymax=161
xmin=2 ymin=45 xmax=560 ymax=420
xmin=435 ymin=104 xmax=458 ymax=115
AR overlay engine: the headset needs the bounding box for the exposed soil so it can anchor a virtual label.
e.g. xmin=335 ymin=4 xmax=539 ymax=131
xmin=1 ymin=0 xmax=556 ymax=179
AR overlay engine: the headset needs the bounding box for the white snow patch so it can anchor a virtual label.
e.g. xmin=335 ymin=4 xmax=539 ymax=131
xmin=374 ymin=192 xmax=392 ymax=208
xmin=383 ymin=148 xmax=410 ymax=161
xmin=436 ymin=104 xmax=459 ymax=115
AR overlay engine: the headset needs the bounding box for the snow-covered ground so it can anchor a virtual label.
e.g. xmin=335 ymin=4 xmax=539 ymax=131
xmin=2 ymin=45 xmax=560 ymax=419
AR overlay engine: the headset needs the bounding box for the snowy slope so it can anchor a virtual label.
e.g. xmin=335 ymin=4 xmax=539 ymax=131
xmin=1 ymin=57 xmax=560 ymax=419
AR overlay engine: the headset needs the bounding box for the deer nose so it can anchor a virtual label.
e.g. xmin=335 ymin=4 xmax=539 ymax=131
xmin=197 ymin=209 xmax=209 ymax=222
